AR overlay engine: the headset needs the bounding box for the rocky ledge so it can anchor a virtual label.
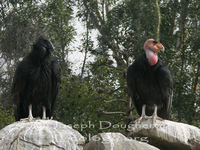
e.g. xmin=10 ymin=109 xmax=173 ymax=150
xmin=0 ymin=119 xmax=84 ymax=150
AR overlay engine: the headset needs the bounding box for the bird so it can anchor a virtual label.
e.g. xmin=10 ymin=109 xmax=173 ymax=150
xmin=127 ymin=39 xmax=173 ymax=124
xmin=11 ymin=35 xmax=61 ymax=121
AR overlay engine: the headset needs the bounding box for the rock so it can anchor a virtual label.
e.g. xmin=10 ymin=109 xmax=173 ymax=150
xmin=128 ymin=119 xmax=200 ymax=150
xmin=84 ymin=132 xmax=159 ymax=150
xmin=0 ymin=119 xmax=84 ymax=150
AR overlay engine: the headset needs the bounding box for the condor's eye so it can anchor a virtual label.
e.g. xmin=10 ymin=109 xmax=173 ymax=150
xmin=153 ymin=40 xmax=158 ymax=45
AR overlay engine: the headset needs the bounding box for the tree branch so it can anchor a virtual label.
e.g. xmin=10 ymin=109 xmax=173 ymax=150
xmin=83 ymin=0 xmax=101 ymax=31
xmin=94 ymin=96 xmax=106 ymax=101
xmin=93 ymin=1 xmax=104 ymax=25
xmin=100 ymin=110 xmax=126 ymax=116
xmin=127 ymin=106 xmax=135 ymax=114
xmin=96 ymin=86 xmax=125 ymax=94
xmin=96 ymin=108 xmax=126 ymax=116
xmin=124 ymin=115 xmax=139 ymax=121
xmin=83 ymin=1 xmax=126 ymax=68
xmin=102 ymin=64 xmax=126 ymax=73
xmin=103 ymin=99 xmax=127 ymax=104
xmin=155 ymin=0 xmax=161 ymax=41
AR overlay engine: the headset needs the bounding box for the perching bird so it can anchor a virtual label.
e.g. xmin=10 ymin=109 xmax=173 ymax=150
xmin=11 ymin=35 xmax=61 ymax=121
xmin=127 ymin=39 xmax=173 ymax=124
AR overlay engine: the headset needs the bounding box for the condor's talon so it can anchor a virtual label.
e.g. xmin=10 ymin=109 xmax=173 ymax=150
xmin=135 ymin=115 xmax=150 ymax=124
xmin=151 ymin=104 xmax=163 ymax=124
xmin=42 ymin=106 xmax=47 ymax=120
xmin=134 ymin=104 xmax=151 ymax=124
xmin=28 ymin=104 xmax=33 ymax=120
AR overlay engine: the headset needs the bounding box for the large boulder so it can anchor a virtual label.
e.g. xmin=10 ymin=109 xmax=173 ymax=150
xmin=128 ymin=119 xmax=200 ymax=150
xmin=0 ymin=119 xmax=84 ymax=150
xmin=84 ymin=132 xmax=159 ymax=150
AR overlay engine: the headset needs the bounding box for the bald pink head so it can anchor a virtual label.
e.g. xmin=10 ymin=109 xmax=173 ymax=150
xmin=144 ymin=39 xmax=165 ymax=66
xmin=144 ymin=39 xmax=164 ymax=53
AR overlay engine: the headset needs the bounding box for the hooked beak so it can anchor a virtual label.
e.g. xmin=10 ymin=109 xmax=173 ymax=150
xmin=48 ymin=41 xmax=54 ymax=51
xmin=48 ymin=44 xmax=54 ymax=51
xmin=39 ymin=41 xmax=54 ymax=51
xmin=161 ymin=46 xmax=165 ymax=52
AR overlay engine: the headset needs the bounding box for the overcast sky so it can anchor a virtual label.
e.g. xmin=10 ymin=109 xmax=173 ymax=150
xmin=68 ymin=6 xmax=98 ymax=75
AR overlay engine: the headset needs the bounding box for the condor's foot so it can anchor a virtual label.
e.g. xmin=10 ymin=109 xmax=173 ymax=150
xmin=134 ymin=104 xmax=151 ymax=124
xmin=148 ymin=115 xmax=163 ymax=124
xmin=42 ymin=117 xmax=50 ymax=120
xmin=20 ymin=116 xmax=36 ymax=122
xmin=20 ymin=104 xmax=35 ymax=122
xmin=41 ymin=106 xmax=50 ymax=120
xmin=150 ymin=104 xmax=163 ymax=124
xmin=134 ymin=115 xmax=151 ymax=124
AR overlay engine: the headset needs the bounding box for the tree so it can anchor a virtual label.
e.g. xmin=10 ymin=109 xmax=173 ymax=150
xmin=0 ymin=0 xmax=75 ymax=128
xmin=1 ymin=0 xmax=200 ymax=134
xmin=77 ymin=0 xmax=200 ymax=132
xmin=44 ymin=0 xmax=76 ymax=76
xmin=0 ymin=0 xmax=75 ymax=107
xmin=77 ymin=0 xmax=167 ymax=135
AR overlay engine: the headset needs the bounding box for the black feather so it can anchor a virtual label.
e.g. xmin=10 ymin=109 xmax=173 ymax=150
xmin=127 ymin=52 xmax=173 ymax=119
xmin=11 ymin=35 xmax=61 ymax=121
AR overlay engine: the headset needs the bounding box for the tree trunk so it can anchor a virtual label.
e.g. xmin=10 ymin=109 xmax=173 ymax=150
xmin=176 ymin=0 xmax=189 ymax=122
xmin=155 ymin=0 xmax=161 ymax=41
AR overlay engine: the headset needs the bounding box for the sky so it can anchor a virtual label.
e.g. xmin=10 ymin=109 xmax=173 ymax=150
xmin=68 ymin=7 xmax=98 ymax=75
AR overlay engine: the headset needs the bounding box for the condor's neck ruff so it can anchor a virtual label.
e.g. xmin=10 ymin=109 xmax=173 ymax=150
xmin=145 ymin=49 xmax=158 ymax=66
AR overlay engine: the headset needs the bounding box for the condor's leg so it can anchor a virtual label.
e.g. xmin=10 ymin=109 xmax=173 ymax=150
xmin=42 ymin=106 xmax=47 ymax=119
xmin=152 ymin=104 xmax=163 ymax=124
xmin=28 ymin=104 xmax=34 ymax=121
xmin=135 ymin=104 xmax=149 ymax=124
xmin=20 ymin=104 xmax=34 ymax=121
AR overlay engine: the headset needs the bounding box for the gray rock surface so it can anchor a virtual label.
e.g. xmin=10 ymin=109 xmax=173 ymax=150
xmin=2 ymin=118 xmax=200 ymax=150
xmin=84 ymin=132 xmax=159 ymax=150
xmin=0 ymin=119 xmax=84 ymax=150
xmin=128 ymin=119 xmax=200 ymax=150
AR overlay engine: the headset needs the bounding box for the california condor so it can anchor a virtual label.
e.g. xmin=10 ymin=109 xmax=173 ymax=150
xmin=127 ymin=39 xmax=173 ymax=123
xmin=11 ymin=35 xmax=61 ymax=121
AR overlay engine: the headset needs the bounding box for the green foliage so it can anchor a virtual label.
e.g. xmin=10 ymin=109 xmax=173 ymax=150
xmin=159 ymin=0 xmax=200 ymax=124
xmin=0 ymin=0 xmax=75 ymax=108
xmin=77 ymin=0 xmax=200 ymax=128
xmin=1 ymin=0 xmax=200 ymax=134
xmin=54 ymin=75 xmax=126 ymax=140
xmin=0 ymin=106 xmax=15 ymax=130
